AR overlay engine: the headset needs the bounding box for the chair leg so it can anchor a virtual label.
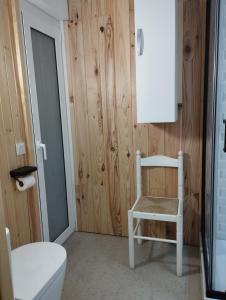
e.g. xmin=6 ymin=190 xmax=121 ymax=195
xmin=137 ymin=219 xmax=142 ymax=245
xmin=128 ymin=210 xmax=135 ymax=268
xmin=176 ymin=215 xmax=183 ymax=277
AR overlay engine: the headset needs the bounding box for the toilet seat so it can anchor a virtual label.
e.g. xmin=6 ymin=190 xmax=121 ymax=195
xmin=11 ymin=242 xmax=67 ymax=300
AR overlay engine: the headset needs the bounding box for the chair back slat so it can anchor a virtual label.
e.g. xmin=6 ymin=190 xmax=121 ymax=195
xmin=136 ymin=150 xmax=142 ymax=199
xmin=141 ymin=155 xmax=178 ymax=168
xmin=136 ymin=150 xmax=184 ymax=204
xmin=177 ymin=151 xmax=184 ymax=213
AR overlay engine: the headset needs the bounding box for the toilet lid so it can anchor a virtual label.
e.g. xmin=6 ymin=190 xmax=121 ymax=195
xmin=11 ymin=242 xmax=67 ymax=300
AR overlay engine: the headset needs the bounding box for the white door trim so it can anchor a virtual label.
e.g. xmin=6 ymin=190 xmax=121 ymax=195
xmin=20 ymin=0 xmax=76 ymax=244
xmin=60 ymin=21 xmax=77 ymax=233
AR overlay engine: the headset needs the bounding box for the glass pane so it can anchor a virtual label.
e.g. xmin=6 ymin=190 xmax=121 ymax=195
xmin=213 ymin=0 xmax=226 ymax=292
xmin=203 ymin=0 xmax=219 ymax=289
xmin=31 ymin=28 xmax=69 ymax=241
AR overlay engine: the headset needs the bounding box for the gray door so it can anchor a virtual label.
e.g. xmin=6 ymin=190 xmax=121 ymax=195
xmin=31 ymin=29 xmax=69 ymax=241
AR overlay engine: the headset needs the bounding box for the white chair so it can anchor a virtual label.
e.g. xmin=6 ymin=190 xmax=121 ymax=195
xmin=128 ymin=150 xmax=184 ymax=276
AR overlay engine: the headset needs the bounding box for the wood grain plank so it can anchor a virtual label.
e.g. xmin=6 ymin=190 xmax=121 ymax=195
xmin=113 ymin=0 xmax=135 ymax=236
xmin=81 ymin=0 xmax=112 ymax=234
xmin=98 ymin=15 xmax=119 ymax=234
xmin=81 ymin=2 xmax=101 ymax=233
xmin=2 ymin=29 xmax=31 ymax=245
xmin=0 ymin=0 xmax=30 ymax=247
xmin=164 ymin=111 xmax=182 ymax=239
xmin=65 ymin=10 xmax=93 ymax=232
xmin=0 ymin=17 xmax=18 ymax=246
xmin=146 ymin=124 xmax=166 ymax=238
xmin=182 ymin=0 xmax=206 ymax=246
xmin=68 ymin=0 xmax=81 ymax=20
xmin=0 ymin=180 xmax=14 ymax=300
xmin=98 ymin=0 xmax=113 ymax=16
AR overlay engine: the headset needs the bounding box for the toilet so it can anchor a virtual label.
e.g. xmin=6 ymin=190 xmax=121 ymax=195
xmin=5 ymin=228 xmax=67 ymax=300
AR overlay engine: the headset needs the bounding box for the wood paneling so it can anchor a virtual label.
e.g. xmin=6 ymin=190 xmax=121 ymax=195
xmin=0 ymin=0 xmax=205 ymax=248
xmin=182 ymin=0 xmax=206 ymax=246
xmin=66 ymin=0 xmax=206 ymax=245
xmin=0 ymin=0 xmax=41 ymax=248
xmin=0 ymin=180 xmax=13 ymax=300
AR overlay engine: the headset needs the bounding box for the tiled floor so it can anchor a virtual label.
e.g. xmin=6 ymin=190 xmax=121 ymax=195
xmin=62 ymin=232 xmax=201 ymax=300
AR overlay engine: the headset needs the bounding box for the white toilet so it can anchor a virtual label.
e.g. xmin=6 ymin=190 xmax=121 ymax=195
xmin=6 ymin=228 xmax=67 ymax=300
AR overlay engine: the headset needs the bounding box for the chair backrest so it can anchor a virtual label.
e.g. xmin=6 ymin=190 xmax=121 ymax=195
xmin=136 ymin=150 xmax=184 ymax=205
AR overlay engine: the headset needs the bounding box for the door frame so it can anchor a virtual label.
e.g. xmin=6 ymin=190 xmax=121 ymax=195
xmin=20 ymin=0 xmax=76 ymax=244
xmin=201 ymin=0 xmax=226 ymax=298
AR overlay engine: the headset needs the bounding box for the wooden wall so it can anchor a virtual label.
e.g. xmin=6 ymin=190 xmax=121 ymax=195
xmin=0 ymin=180 xmax=13 ymax=300
xmin=66 ymin=0 xmax=206 ymax=246
xmin=0 ymin=0 xmax=41 ymax=248
xmin=0 ymin=0 xmax=206 ymax=248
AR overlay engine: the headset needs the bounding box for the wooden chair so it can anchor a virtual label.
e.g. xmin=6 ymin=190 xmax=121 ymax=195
xmin=128 ymin=150 xmax=184 ymax=276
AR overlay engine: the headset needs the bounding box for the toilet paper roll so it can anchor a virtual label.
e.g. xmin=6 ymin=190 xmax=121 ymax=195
xmin=16 ymin=175 xmax=36 ymax=192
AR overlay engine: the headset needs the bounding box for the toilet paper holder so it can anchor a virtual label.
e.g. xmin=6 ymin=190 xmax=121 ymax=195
xmin=10 ymin=166 xmax=37 ymax=186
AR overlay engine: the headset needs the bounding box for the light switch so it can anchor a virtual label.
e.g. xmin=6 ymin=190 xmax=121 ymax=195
xmin=16 ymin=142 xmax=26 ymax=156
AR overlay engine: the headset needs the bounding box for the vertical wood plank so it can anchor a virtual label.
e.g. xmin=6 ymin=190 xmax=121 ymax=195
xmin=1 ymin=26 xmax=31 ymax=244
xmin=147 ymin=125 xmax=166 ymax=238
xmin=164 ymin=111 xmax=182 ymax=239
xmin=113 ymin=0 xmax=135 ymax=235
xmin=0 ymin=181 xmax=14 ymax=300
xmin=65 ymin=7 xmax=94 ymax=232
xmin=182 ymin=0 xmax=206 ymax=245
xmin=98 ymin=15 xmax=119 ymax=234
xmin=81 ymin=0 xmax=110 ymax=234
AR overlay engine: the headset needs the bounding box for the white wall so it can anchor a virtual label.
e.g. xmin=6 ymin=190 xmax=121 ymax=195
xmin=27 ymin=0 xmax=68 ymax=20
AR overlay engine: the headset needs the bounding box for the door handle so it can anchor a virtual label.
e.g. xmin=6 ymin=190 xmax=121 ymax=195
xmin=36 ymin=141 xmax=47 ymax=160
xmin=224 ymin=120 xmax=226 ymax=153
xmin=137 ymin=28 xmax=144 ymax=56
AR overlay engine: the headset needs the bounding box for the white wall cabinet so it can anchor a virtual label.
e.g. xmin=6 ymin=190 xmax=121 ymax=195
xmin=134 ymin=0 xmax=183 ymax=123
